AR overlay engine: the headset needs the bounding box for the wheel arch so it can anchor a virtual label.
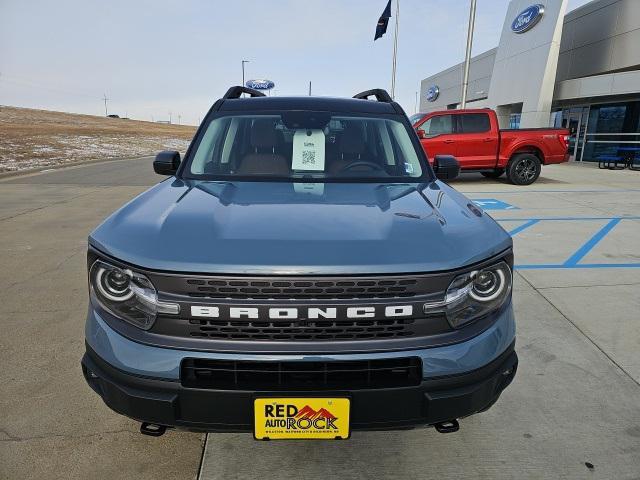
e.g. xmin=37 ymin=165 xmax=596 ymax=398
xmin=509 ymin=146 xmax=545 ymax=165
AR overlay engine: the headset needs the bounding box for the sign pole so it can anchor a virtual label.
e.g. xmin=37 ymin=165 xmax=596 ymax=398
xmin=460 ymin=0 xmax=477 ymax=109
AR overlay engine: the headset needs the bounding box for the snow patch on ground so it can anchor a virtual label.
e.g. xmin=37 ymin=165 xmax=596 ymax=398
xmin=0 ymin=134 xmax=192 ymax=172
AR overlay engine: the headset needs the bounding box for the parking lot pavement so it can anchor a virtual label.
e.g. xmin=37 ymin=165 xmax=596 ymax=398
xmin=1 ymin=159 xmax=639 ymax=480
xmin=0 ymin=157 xmax=204 ymax=480
xmin=200 ymin=164 xmax=640 ymax=480
xmin=200 ymin=273 xmax=640 ymax=480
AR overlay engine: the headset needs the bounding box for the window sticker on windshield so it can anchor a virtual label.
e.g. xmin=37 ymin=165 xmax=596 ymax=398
xmin=404 ymin=162 xmax=414 ymax=174
xmin=292 ymin=129 xmax=325 ymax=171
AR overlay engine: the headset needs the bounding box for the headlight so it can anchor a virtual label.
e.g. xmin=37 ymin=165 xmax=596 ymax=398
xmin=424 ymin=261 xmax=512 ymax=328
xmin=89 ymin=260 xmax=179 ymax=329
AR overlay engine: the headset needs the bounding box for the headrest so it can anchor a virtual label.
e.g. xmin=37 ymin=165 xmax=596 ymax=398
xmin=250 ymin=119 xmax=278 ymax=148
xmin=340 ymin=123 xmax=365 ymax=155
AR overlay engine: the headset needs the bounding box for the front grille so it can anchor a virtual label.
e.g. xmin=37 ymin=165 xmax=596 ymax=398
xmin=185 ymin=317 xmax=448 ymax=341
xmin=183 ymin=278 xmax=419 ymax=300
xmin=147 ymin=272 xmax=453 ymax=343
xmin=181 ymin=357 xmax=422 ymax=390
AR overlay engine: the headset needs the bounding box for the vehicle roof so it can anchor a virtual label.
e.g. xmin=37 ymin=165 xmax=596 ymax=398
xmin=219 ymin=96 xmax=398 ymax=115
xmin=426 ymin=108 xmax=493 ymax=115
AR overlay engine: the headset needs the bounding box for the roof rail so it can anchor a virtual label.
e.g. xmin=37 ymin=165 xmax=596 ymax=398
xmin=222 ymin=86 xmax=266 ymax=99
xmin=353 ymin=89 xmax=393 ymax=103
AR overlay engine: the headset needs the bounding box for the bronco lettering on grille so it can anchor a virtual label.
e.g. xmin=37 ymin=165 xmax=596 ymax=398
xmin=190 ymin=305 xmax=413 ymax=319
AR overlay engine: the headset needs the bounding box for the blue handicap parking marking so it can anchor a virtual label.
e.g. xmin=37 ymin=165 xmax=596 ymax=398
xmin=495 ymin=216 xmax=640 ymax=269
xmin=472 ymin=199 xmax=519 ymax=210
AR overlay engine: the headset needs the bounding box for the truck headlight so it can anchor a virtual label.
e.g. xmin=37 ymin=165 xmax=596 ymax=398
xmin=89 ymin=260 xmax=179 ymax=329
xmin=424 ymin=261 xmax=512 ymax=328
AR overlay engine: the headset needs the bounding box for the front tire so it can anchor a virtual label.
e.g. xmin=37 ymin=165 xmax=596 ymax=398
xmin=506 ymin=154 xmax=541 ymax=185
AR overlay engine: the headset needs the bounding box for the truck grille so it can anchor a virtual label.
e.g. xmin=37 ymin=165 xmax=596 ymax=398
xmin=181 ymin=357 xmax=422 ymax=390
xmin=147 ymin=272 xmax=453 ymax=343
xmin=185 ymin=317 xmax=447 ymax=341
xmin=183 ymin=278 xmax=419 ymax=300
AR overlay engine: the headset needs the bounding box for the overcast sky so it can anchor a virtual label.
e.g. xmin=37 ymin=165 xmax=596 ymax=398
xmin=1 ymin=0 xmax=591 ymax=125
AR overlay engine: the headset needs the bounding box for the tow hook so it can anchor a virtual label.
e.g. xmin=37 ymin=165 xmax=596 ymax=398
xmin=434 ymin=419 xmax=459 ymax=433
xmin=140 ymin=422 xmax=167 ymax=437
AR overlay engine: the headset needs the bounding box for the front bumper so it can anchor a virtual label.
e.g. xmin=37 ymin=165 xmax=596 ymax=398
xmin=82 ymin=342 xmax=517 ymax=432
xmin=83 ymin=298 xmax=517 ymax=432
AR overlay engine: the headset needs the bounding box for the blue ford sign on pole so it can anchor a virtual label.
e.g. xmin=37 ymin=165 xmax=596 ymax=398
xmin=426 ymin=85 xmax=440 ymax=102
xmin=511 ymin=4 xmax=545 ymax=33
xmin=245 ymin=79 xmax=275 ymax=91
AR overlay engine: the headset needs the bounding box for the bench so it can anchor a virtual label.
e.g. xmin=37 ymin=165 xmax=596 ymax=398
xmin=597 ymin=155 xmax=627 ymax=170
xmin=629 ymin=156 xmax=640 ymax=171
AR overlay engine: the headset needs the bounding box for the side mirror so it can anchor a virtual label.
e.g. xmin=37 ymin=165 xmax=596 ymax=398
xmin=416 ymin=129 xmax=427 ymax=139
xmin=433 ymin=155 xmax=460 ymax=180
xmin=153 ymin=151 xmax=181 ymax=175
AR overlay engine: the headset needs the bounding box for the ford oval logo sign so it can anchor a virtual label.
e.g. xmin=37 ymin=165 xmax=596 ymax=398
xmin=426 ymin=85 xmax=440 ymax=102
xmin=245 ymin=79 xmax=275 ymax=90
xmin=511 ymin=4 xmax=544 ymax=33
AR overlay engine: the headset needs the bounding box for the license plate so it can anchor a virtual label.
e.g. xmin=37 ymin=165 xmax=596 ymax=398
xmin=254 ymin=397 xmax=350 ymax=440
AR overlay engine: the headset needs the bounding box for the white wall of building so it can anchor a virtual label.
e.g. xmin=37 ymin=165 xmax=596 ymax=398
xmin=488 ymin=0 xmax=568 ymax=127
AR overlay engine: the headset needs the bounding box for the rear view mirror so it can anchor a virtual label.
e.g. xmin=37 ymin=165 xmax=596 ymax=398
xmin=153 ymin=151 xmax=181 ymax=176
xmin=282 ymin=111 xmax=331 ymax=130
xmin=433 ymin=155 xmax=460 ymax=180
xmin=416 ymin=129 xmax=426 ymax=139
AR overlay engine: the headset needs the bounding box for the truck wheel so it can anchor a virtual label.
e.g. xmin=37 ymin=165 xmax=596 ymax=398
xmin=481 ymin=169 xmax=504 ymax=179
xmin=506 ymin=154 xmax=541 ymax=185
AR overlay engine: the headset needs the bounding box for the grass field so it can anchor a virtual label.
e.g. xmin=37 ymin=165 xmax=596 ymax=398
xmin=0 ymin=106 xmax=197 ymax=172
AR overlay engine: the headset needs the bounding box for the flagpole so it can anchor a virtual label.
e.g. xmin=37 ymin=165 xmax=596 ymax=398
xmin=391 ymin=0 xmax=399 ymax=99
xmin=460 ymin=0 xmax=477 ymax=108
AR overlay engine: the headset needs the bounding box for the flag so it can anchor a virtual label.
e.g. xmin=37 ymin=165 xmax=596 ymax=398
xmin=374 ymin=0 xmax=392 ymax=41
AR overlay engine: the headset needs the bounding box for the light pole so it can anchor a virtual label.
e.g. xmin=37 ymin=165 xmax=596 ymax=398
xmin=241 ymin=60 xmax=250 ymax=86
xmin=460 ymin=0 xmax=477 ymax=109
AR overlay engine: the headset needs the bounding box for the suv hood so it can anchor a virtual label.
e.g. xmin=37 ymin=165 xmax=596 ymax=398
xmin=89 ymin=179 xmax=511 ymax=275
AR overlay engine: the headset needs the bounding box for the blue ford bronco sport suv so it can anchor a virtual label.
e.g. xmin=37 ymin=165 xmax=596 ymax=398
xmin=82 ymin=87 xmax=517 ymax=439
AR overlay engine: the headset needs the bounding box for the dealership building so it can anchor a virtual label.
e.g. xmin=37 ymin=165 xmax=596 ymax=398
xmin=419 ymin=0 xmax=640 ymax=162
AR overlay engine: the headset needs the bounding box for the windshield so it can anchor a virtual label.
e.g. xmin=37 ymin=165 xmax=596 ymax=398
xmin=184 ymin=112 xmax=427 ymax=182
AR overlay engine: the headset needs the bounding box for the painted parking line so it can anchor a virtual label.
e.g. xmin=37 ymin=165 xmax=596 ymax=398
xmin=461 ymin=188 xmax=640 ymax=194
xmin=494 ymin=217 xmax=640 ymax=270
xmin=472 ymin=199 xmax=518 ymax=210
xmin=563 ymin=218 xmax=622 ymax=267
xmin=507 ymin=219 xmax=539 ymax=236
xmin=515 ymin=263 xmax=640 ymax=269
xmin=496 ymin=216 xmax=640 ymax=221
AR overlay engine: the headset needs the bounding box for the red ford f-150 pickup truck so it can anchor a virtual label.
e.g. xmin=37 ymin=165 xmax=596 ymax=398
xmin=410 ymin=108 xmax=570 ymax=185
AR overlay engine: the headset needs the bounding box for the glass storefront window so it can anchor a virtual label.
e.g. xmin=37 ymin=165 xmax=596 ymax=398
xmin=594 ymin=106 xmax=626 ymax=132
xmin=582 ymin=102 xmax=640 ymax=163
